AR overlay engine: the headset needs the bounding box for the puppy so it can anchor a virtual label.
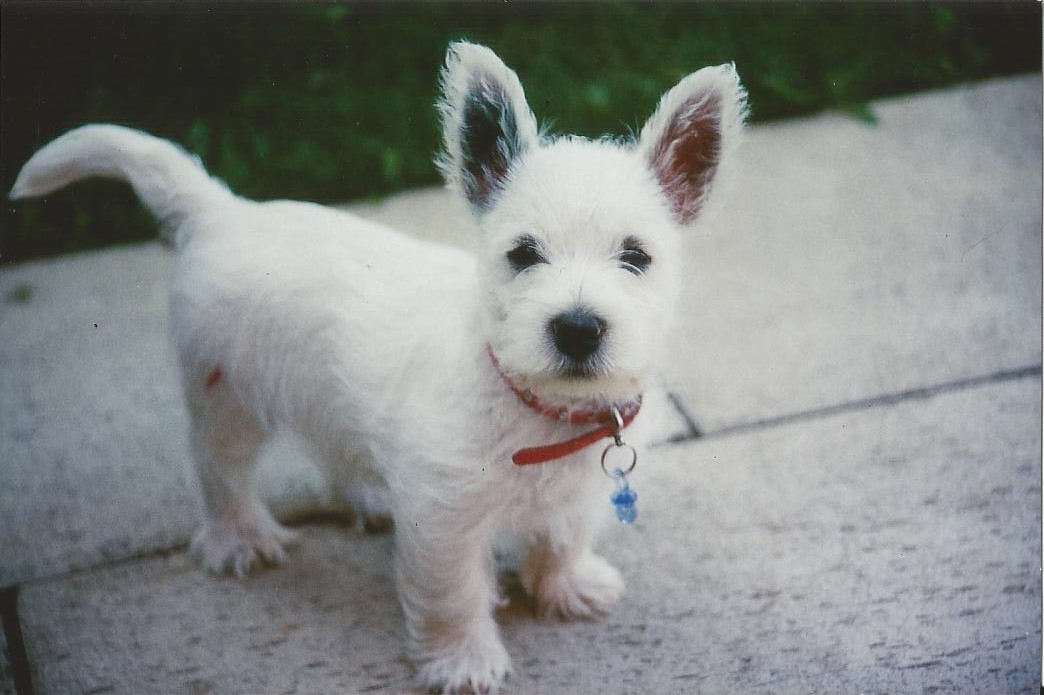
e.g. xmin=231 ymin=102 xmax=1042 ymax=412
xmin=11 ymin=42 xmax=746 ymax=694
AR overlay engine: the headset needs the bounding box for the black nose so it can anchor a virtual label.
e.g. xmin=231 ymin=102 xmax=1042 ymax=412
xmin=549 ymin=309 xmax=607 ymax=362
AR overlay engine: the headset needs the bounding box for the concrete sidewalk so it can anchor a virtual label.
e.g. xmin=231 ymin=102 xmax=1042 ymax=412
xmin=1 ymin=74 xmax=1041 ymax=694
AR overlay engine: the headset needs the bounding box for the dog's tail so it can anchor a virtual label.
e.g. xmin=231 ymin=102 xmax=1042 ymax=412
xmin=10 ymin=124 xmax=234 ymax=245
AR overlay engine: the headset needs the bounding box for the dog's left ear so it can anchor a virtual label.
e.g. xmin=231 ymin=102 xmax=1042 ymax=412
xmin=438 ymin=42 xmax=540 ymax=213
xmin=638 ymin=64 xmax=748 ymax=226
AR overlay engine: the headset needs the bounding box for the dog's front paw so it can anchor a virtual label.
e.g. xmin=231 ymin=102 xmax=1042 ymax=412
xmin=190 ymin=515 xmax=299 ymax=577
xmin=415 ymin=637 xmax=512 ymax=694
xmin=522 ymin=551 xmax=624 ymax=620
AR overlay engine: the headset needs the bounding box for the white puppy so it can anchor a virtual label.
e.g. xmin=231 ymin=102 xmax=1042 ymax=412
xmin=11 ymin=42 xmax=746 ymax=694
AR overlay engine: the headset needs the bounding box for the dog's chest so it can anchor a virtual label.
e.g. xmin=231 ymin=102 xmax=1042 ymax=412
xmin=491 ymin=438 xmax=607 ymax=530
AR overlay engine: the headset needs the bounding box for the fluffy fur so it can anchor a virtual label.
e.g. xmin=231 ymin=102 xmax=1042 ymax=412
xmin=11 ymin=42 xmax=746 ymax=694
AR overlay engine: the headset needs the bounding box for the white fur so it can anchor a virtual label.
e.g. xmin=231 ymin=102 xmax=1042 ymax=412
xmin=10 ymin=42 xmax=746 ymax=694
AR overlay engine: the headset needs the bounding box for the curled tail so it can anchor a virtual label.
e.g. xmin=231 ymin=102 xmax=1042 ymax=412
xmin=10 ymin=124 xmax=233 ymax=244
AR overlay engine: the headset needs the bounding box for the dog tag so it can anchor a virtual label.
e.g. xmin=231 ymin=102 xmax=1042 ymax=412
xmin=610 ymin=469 xmax=638 ymax=524
xmin=601 ymin=406 xmax=639 ymax=525
xmin=602 ymin=439 xmax=638 ymax=525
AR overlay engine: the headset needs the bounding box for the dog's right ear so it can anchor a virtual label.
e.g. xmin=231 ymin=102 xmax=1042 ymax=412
xmin=437 ymin=42 xmax=540 ymax=213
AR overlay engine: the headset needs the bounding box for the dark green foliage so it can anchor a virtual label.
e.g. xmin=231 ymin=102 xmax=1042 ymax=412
xmin=2 ymin=2 xmax=1039 ymax=263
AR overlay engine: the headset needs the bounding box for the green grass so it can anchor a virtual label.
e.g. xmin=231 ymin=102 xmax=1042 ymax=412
xmin=2 ymin=2 xmax=1039 ymax=263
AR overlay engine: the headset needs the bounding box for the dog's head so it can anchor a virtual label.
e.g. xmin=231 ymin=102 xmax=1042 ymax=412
xmin=438 ymin=42 xmax=747 ymax=403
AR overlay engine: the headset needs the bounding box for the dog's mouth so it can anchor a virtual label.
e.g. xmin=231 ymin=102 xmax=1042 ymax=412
xmin=558 ymin=358 xmax=602 ymax=381
xmin=493 ymin=347 xmax=641 ymax=405
xmin=539 ymin=358 xmax=644 ymax=404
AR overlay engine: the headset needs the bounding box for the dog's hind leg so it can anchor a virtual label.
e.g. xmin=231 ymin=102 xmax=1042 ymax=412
xmin=324 ymin=457 xmax=393 ymax=534
xmin=186 ymin=371 xmax=298 ymax=577
xmin=341 ymin=474 xmax=394 ymax=534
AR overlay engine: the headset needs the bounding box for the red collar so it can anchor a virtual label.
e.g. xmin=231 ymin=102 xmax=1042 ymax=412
xmin=487 ymin=346 xmax=642 ymax=466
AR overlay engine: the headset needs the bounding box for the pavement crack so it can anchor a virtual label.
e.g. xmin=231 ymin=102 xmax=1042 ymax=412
xmin=664 ymin=390 xmax=702 ymax=441
xmin=0 ymin=586 xmax=34 ymax=695
xmin=680 ymin=364 xmax=1041 ymax=443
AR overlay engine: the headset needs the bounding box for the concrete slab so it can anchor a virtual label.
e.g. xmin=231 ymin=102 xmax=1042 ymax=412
xmin=20 ymin=528 xmax=410 ymax=695
xmin=599 ymin=377 xmax=1040 ymax=695
xmin=667 ymin=75 xmax=1042 ymax=431
xmin=19 ymin=377 xmax=1040 ymax=694
xmin=0 ymin=245 xmax=198 ymax=587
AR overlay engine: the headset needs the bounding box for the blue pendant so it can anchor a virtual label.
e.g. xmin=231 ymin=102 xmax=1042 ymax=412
xmin=610 ymin=469 xmax=638 ymax=524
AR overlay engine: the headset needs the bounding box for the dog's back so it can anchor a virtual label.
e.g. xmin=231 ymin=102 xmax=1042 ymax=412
xmin=10 ymin=122 xmax=482 ymax=512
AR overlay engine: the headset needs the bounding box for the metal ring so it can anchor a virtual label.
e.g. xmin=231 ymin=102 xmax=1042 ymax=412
xmin=610 ymin=405 xmax=625 ymax=432
xmin=601 ymin=442 xmax=637 ymax=477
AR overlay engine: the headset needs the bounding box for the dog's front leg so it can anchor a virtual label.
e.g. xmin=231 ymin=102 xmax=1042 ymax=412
xmin=520 ymin=510 xmax=624 ymax=621
xmin=394 ymin=505 xmax=511 ymax=694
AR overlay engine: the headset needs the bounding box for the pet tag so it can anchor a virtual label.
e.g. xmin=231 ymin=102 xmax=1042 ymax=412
xmin=601 ymin=416 xmax=638 ymax=525
xmin=609 ymin=468 xmax=638 ymax=524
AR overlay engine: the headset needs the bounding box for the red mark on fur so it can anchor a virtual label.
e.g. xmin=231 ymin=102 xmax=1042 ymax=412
xmin=205 ymin=367 xmax=223 ymax=390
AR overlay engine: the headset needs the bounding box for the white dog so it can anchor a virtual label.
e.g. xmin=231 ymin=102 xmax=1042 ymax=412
xmin=12 ymin=42 xmax=746 ymax=693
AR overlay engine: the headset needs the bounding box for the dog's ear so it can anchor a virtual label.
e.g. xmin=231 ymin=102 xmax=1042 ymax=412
xmin=438 ymin=42 xmax=540 ymax=213
xmin=638 ymin=64 xmax=748 ymax=226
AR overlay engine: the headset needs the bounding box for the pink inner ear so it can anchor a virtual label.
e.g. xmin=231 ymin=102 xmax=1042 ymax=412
xmin=649 ymin=92 xmax=722 ymax=225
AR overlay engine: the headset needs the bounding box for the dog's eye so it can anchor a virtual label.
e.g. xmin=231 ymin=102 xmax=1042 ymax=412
xmin=507 ymin=237 xmax=546 ymax=272
xmin=619 ymin=238 xmax=652 ymax=275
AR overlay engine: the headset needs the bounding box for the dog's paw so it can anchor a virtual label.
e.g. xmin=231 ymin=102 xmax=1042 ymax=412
xmin=190 ymin=516 xmax=299 ymax=577
xmin=521 ymin=551 xmax=624 ymax=621
xmin=415 ymin=637 xmax=512 ymax=694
